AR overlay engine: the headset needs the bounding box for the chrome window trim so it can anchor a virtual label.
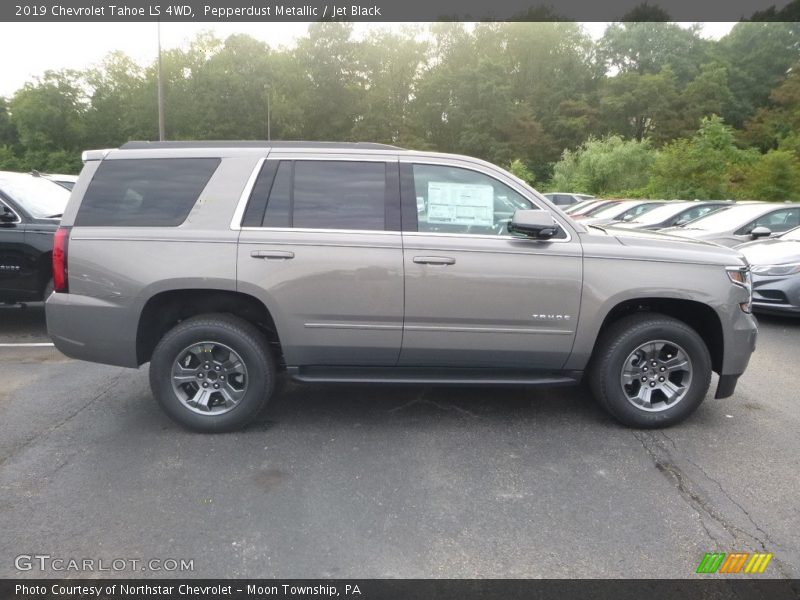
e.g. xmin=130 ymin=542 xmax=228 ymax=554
xmin=229 ymin=157 xmax=266 ymax=231
xmin=229 ymin=156 xmax=398 ymax=231
xmin=399 ymin=158 xmax=574 ymax=244
xmin=239 ymin=227 xmax=401 ymax=237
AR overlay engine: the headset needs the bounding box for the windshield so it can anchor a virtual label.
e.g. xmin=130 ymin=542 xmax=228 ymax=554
xmin=780 ymin=226 xmax=800 ymax=241
xmin=680 ymin=204 xmax=768 ymax=231
xmin=0 ymin=172 xmax=71 ymax=218
xmin=588 ymin=201 xmax=645 ymax=219
xmin=581 ymin=200 xmax=620 ymax=216
xmin=628 ymin=203 xmax=693 ymax=225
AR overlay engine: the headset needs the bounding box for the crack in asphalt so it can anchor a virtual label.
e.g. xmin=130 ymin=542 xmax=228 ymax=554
xmin=633 ymin=430 xmax=792 ymax=580
xmin=0 ymin=373 xmax=126 ymax=469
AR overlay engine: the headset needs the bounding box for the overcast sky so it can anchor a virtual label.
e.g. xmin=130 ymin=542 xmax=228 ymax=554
xmin=0 ymin=22 xmax=736 ymax=98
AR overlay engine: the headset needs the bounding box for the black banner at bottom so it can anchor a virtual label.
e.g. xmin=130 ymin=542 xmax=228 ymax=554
xmin=2 ymin=579 xmax=800 ymax=600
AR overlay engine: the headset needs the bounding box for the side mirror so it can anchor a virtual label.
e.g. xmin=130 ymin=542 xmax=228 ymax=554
xmin=507 ymin=209 xmax=558 ymax=240
xmin=621 ymin=213 xmax=635 ymax=222
xmin=750 ymin=226 xmax=772 ymax=239
xmin=0 ymin=206 xmax=18 ymax=225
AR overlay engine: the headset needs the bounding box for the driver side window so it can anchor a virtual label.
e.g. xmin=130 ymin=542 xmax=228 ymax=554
xmin=412 ymin=164 xmax=533 ymax=236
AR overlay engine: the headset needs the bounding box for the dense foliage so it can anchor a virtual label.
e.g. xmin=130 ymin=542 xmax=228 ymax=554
xmin=1 ymin=21 xmax=799 ymax=200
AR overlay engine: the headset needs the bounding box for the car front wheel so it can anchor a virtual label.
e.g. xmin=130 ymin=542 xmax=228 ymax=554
xmin=589 ymin=313 xmax=712 ymax=428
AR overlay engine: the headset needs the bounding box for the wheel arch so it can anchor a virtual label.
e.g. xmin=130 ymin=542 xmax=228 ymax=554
xmin=591 ymin=297 xmax=724 ymax=374
xmin=136 ymin=289 xmax=284 ymax=368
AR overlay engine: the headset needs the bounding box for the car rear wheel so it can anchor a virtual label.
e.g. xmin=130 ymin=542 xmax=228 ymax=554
xmin=149 ymin=314 xmax=275 ymax=433
xmin=589 ymin=313 xmax=711 ymax=428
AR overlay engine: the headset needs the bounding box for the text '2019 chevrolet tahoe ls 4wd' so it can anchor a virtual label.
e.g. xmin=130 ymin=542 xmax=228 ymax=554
xmin=46 ymin=141 xmax=757 ymax=432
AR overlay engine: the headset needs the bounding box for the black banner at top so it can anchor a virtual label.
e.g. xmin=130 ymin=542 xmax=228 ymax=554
xmin=2 ymin=0 xmax=799 ymax=22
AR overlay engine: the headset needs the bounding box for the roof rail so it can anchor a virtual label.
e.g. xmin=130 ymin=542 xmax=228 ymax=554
xmin=119 ymin=140 xmax=404 ymax=150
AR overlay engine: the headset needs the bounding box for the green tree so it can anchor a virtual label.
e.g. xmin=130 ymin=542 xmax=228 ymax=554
xmin=740 ymin=149 xmax=800 ymax=201
xmin=714 ymin=22 xmax=800 ymax=127
xmin=508 ymin=159 xmax=536 ymax=185
xmin=742 ymin=65 xmax=800 ymax=151
xmin=9 ymin=70 xmax=87 ymax=156
xmin=549 ymin=135 xmax=656 ymax=195
xmin=648 ymin=116 xmax=757 ymax=199
xmin=352 ymin=27 xmax=427 ymax=145
xmin=292 ymin=23 xmax=363 ymax=140
xmin=84 ymin=51 xmax=155 ymax=147
xmin=597 ymin=22 xmax=710 ymax=85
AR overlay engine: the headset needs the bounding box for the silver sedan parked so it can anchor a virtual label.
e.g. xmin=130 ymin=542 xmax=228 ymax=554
xmin=737 ymin=226 xmax=800 ymax=316
xmin=664 ymin=202 xmax=800 ymax=247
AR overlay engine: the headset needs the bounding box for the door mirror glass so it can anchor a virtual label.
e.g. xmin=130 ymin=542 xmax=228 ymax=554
xmin=751 ymin=226 xmax=772 ymax=239
xmin=507 ymin=209 xmax=558 ymax=240
xmin=0 ymin=206 xmax=18 ymax=224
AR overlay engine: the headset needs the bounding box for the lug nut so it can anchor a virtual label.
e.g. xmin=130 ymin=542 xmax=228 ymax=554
xmin=202 ymin=382 xmax=209 ymax=388
xmin=197 ymin=373 xmax=204 ymax=378
xmin=651 ymin=361 xmax=657 ymax=367
xmin=213 ymin=383 xmax=219 ymax=389
xmin=643 ymin=366 xmax=648 ymax=372
xmin=641 ymin=376 xmax=647 ymax=382
xmin=660 ymin=367 xmax=665 ymax=372
xmin=204 ymin=363 xmax=210 ymax=369
xmin=220 ymin=375 xmax=225 ymax=380
xmin=649 ymin=381 xmax=656 ymax=387
xmin=659 ymin=376 xmax=665 ymax=382
xmin=215 ymin=366 xmax=221 ymax=371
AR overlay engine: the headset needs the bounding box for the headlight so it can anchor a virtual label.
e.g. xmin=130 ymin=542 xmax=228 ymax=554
xmin=726 ymin=266 xmax=752 ymax=313
xmin=751 ymin=263 xmax=800 ymax=276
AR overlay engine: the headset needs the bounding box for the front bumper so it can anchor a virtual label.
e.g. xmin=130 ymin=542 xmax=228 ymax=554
xmin=751 ymin=272 xmax=800 ymax=317
xmin=715 ymin=309 xmax=758 ymax=399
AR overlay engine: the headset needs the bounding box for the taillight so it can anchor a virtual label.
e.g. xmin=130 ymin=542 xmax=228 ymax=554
xmin=53 ymin=226 xmax=70 ymax=293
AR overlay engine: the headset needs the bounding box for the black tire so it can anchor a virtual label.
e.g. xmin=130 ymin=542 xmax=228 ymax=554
xmin=149 ymin=313 xmax=275 ymax=433
xmin=588 ymin=313 xmax=712 ymax=428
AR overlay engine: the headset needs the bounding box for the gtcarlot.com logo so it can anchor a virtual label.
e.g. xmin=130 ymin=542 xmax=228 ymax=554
xmin=696 ymin=552 xmax=773 ymax=574
xmin=15 ymin=554 xmax=194 ymax=573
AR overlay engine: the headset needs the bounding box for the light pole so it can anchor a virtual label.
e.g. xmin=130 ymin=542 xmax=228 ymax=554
xmin=265 ymin=83 xmax=271 ymax=141
xmin=157 ymin=21 xmax=166 ymax=141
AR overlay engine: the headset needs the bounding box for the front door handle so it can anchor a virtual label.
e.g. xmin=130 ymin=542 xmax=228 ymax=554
xmin=413 ymin=256 xmax=456 ymax=266
xmin=250 ymin=250 xmax=295 ymax=260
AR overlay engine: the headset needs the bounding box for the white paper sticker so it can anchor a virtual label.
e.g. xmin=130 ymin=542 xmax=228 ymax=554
xmin=426 ymin=182 xmax=494 ymax=226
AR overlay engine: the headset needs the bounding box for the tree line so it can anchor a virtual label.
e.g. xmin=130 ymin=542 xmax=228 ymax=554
xmin=0 ymin=21 xmax=799 ymax=200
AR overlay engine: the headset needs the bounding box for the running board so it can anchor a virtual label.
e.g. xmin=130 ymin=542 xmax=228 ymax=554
xmin=287 ymin=366 xmax=582 ymax=386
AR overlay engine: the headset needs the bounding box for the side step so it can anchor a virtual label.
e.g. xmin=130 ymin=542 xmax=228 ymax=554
xmin=287 ymin=366 xmax=582 ymax=386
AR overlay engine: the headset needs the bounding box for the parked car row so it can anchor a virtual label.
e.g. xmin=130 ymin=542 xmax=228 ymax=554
xmin=562 ymin=197 xmax=800 ymax=316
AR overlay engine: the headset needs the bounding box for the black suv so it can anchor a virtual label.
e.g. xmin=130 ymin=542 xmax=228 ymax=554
xmin=0 ymin=171 xmax=71 ymax=304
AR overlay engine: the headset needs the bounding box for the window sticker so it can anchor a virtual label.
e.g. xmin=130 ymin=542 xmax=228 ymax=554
xmin=426 ymin=182 xmax=494 ymax=226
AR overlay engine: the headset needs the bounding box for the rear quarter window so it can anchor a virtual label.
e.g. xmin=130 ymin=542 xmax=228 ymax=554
xmin=75 ymin=158 xmax=220 ymax=226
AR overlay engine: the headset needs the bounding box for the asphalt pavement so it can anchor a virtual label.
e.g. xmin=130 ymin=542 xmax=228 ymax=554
xmin=0 ymin=303 xmax=798 ymax=579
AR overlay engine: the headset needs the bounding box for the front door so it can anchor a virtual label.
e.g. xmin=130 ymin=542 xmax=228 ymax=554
xmin=398 ymin=160 xmax=583 ymax=370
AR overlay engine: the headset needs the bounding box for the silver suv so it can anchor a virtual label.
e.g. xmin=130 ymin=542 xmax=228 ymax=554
xmin=46 ymin=141 xmax=758 ymax=432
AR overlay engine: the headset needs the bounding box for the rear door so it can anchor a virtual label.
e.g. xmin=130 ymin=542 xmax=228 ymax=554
xmin=236 ymin=154 xmax=404 ymax=366
xmin=398 ymin=158 xmax=583 ymax=369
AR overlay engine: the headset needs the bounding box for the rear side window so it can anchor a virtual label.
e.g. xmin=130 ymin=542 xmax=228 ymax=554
xmin=246 ymin=160 xmax=389 ymax=231
xmin=75 ymin=158 xmax=220 ymax=226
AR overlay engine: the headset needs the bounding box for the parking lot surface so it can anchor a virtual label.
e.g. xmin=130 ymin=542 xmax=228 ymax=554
xmin=0 ymin=304 xmax=798 ymax=579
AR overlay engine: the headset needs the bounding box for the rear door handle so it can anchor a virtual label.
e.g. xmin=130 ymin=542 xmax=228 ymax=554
xmin=413 ymin=256 xmax=456 ymax=266
xmin=250 ymin=250 xmax=295 ymax=260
